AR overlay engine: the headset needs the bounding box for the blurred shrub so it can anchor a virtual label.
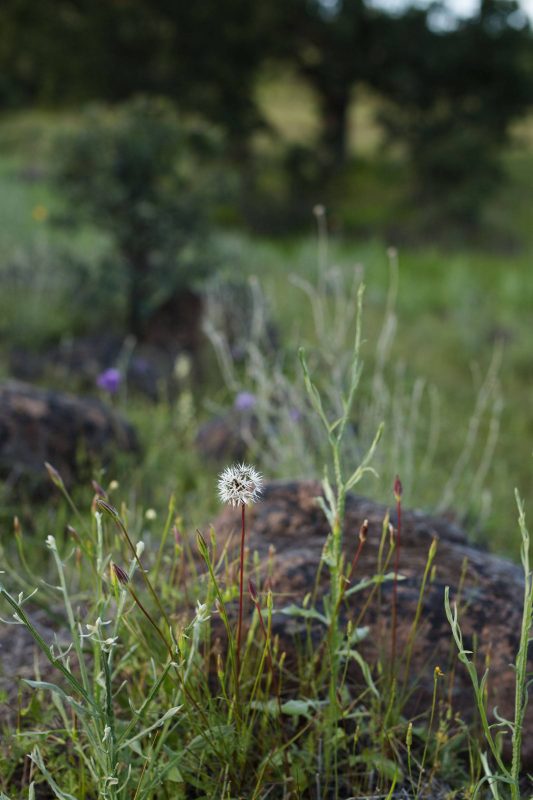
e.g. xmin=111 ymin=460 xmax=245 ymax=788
xmin=373 ymin=0 xmax=533 ymax=230
xmin=236 ymin=143 xmax=326 ymax=234
xmin=53 ymin=97 xmax=215 ymax=335
xmin=0 ymin=242 xmax=78 ymax=346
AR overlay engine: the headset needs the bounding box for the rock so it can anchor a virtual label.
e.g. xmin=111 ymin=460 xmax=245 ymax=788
xmin=8 ymin=289 xmax=205 ymax=402
xmin=9 ymin=334 xmax=192 ymax=401
xmin=0 ymin=381 xmax=138 ymax=496
xmin=141 ymin=289 xmax=203 ymax=354
xmin=195 ymin=411 xmax=257 ymax=462
xmin=212 ymin=479 xmax=533 ymax=766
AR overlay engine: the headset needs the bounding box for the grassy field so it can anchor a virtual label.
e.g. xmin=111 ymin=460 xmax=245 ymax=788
xmin=0 ymin=107 xmax=532 ymax=553
xmin=1 ymin=104 xmax=533 ymax=798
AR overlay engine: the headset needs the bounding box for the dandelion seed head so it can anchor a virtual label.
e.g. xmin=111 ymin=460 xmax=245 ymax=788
xmin=217 ymin=463 xmax=263 ymax=507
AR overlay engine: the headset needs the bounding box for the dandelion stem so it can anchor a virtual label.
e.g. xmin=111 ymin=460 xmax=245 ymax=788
xmin=237 ymin=502 xmax=246 ymax=680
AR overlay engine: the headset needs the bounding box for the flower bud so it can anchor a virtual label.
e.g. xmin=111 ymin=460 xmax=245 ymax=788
xmin=111 ymin=563 xmax=129 ymax=586
xmin=45 ymin=462 xmax=65 ymax=490
xmin=393 ymin=475 xmax=403 ymax=502
xmin=248 ymin=579 xmax=258 ymax=604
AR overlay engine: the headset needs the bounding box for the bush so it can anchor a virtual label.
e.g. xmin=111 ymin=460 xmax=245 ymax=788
xmin=53 ymin=97 xmax=215 ymax=335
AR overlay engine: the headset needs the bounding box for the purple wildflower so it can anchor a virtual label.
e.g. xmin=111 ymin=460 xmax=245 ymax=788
xmin=96 ymin=368 xmax=122 ymax=395
xmin=234 ymin=391 xmax=257 ymax=412
xmin=289 ymin=407 xmax=302 ymax=422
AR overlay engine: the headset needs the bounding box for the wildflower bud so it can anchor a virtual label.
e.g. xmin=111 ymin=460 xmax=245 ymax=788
xmin=393 ymin=475 xmax=403 ymax=502
xmin=66 ymin=524 xmax=80 ymax=544
xmin=196 ymin=531 xmax=209 ymax=560
xmin=111 ymin=563 xmax=129 ymax=586
xmin=173 ymin=525 xmax=181 ymax=546
xmin=359 ymin=519 xmax=368 ymax=543
xmin=45 ymin=462 xmax=65 ymax=490
xmin=248 ymin=579 xmax=258 ymax=604
xmin=91 ymin=480 xmax=108 ymax=499
xmin=217 ymin=653 xmax=224 ymax=680
xmin=108 ymin=480 xmax=119 ymax=492
xmin=434 ymin=665 xmax=444 ymax=678
xmin=406 ymin=721 xmax=413 ymax=748
xmin=389 ymin=523 xmax=395 ymax=547
xmin=13 ymin=516 xmax=21 ymax=537
xmin=95 ymin=498 xmax=117 ymax=518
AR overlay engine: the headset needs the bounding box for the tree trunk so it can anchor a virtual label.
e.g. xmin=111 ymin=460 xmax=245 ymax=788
xmin=319 ymin=86 xmax=351 ymax=170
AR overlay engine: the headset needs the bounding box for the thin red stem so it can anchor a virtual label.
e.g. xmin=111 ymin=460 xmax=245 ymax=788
xmin=348 ymin=538 xmax=365 ymax=582
xmin=391 ymin=493 xmax=402 ymax=669
xmin=253 ymin=598 xmax=275 ymax=679
xmin=236 ymin=502 xmax=246 ymax=679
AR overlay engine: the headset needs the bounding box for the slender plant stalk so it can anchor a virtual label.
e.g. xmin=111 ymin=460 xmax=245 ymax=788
xmin=417 ymin=666 xmax=443 ymax=796
xmin=402 ymin=538 xmax=438 ymax=692
xmin=391 ymin=475 xmax=403 ymax=671
xmin=237 ymin=502 xmax=246 ymax=680
xmin=511 ymin=491 xmax=533 ymax=799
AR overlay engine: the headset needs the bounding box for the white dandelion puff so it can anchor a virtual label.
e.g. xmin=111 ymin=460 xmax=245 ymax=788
xmin=217 ymin=463 xmax=263 ymax=507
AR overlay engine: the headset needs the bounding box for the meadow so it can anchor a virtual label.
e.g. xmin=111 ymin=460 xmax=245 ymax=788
xmin=0 ymin=99 xmax=532 ymax=797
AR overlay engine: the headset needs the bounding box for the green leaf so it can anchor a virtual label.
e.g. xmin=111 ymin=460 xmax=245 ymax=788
xmin=344 ymin=572 xmax=403 ymax=597
xmin=321 ymin=535 xmax=336 ymax=568
xmin=28 ymin=747 xmax=78 ymax=800
xmin=280 ymin=699 xmax=328 ymax=719
xmin=340 ymin=649 xmax=379 ymax=698
xmin=279 ymin=604 xmax=329 ymax=626
xmin=355 ymin=750 xmax=403 ymax=782
xmin=315 ymin=496 xmax=335 ymax=528
xmin=23 ymin=680 xmax=91 ymax=718
xmin=185 ymin=724 xmax=234 ymax=755
xmin=345 ymin=422 xmax=384 ymax=491
xmin=166 ymin=766 xmax=184 ymax=783
xmin=347 ymin=625 xmax=370 ymax=645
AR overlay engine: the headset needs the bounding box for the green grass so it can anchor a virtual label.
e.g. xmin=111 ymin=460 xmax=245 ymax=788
xmin=0 ymin=107 xmax=532 ymax=552
xmin=1 ymin=107 xmax=533 ymax=797
xmin=1 ymin=341 xmax=532 ymax=797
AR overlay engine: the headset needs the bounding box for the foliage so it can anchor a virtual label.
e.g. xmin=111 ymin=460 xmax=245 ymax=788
xmin=203 ymin=243 xmax=502 ymax=542
xmin=445 ymin=492 xmax=533 ymax=799
xmin=0 ymin=0 xmax=278 ymax=145
xmin=1 ymin=352 xmax=532 ymax=796
xmin=2 ymin=0 xmax=533 ymax=231
xmin=0 ymin=385 xmax=477 ymax=798
xmin=53 ymin=97 xmax=214 ymax=335
xmin=373 ymin=0 xmax=533 ymax=227
xmin=271 ymin=0 xmax=387 ymax=170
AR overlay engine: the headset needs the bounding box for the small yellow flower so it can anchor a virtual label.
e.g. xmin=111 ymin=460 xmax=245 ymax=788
xmin=32 ymin=204 xmax=48 ymax=222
